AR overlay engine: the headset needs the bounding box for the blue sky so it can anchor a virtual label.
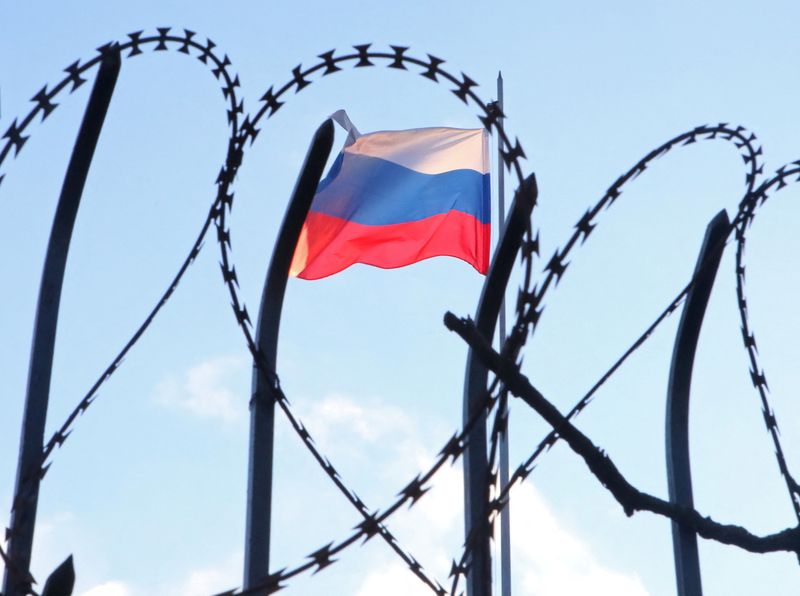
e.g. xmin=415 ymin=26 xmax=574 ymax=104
xmin=2 ymin=1 xmax=800 ymax=594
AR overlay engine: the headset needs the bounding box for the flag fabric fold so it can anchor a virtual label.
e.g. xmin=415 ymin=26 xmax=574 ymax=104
xmin=290 ymin=112 xmax=490 ymax=280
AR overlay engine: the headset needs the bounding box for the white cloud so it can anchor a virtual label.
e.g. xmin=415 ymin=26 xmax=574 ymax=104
xmin=508 ymin=482 xmax=649 ymax=596
xmin=161 ymin=551 xmax=241 ymax=596
xmin=303 ymin=396 xmax=651 ymax=596
xmin=80 ymin=581 xmax=133 ymax=596
xmin=355 ymin=561 xmax=434 ymax=596
xmin=13 ymin=513 xmax=133 ymax=596
xmin=351 ymin=480 xmax=649 ymax=596
xmin=86 ymin=390 xmax=648 ymax=596
xmin=77 ymin=551 xmax=239 ymax=596
xmin=26 ymin=512 xmax=79 ymax=588
xmin=413 ymin=463 xmax=462 ymax=536
xmin=300 ymin=393 xmax=415 ymax=444
xmin=152 ymin=355 xmax=248 ymax=423
xmin=80 ymin=552 xmax=241 ymax=596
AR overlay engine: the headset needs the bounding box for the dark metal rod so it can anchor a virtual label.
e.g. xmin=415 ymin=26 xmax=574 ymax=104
xmin=243 ymin=119 xmax=334 ymax=589
xmin=463 ymin=174 xmax=537 ymax=596
xmin=496 ymin=71 xmax=513 ymax=596
xmin=666 ymin=209 xmax=729 ymax=596
xmin=2 ymin=46 xmax=121 ymax=596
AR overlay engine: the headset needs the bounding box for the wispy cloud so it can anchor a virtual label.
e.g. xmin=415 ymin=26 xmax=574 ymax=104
xmin=78 ymin=551 xmax=241 ymax=596
xmin=151 ymin=355 xmax=248 ymax=424
xmin=74 ymin=391 xmax=648 ymax=595
xmin=303 ymin=395 xmax=651 ymax=596
xmin=299 ymin=393 xmax=416 ymax=444
xmin=79 ymin=581 xmax=133 ymax=596
xmin=351 ymin=478 xmax=649 ymax=596
xmin=157 ymin=550 xmax=241 ymax=596
xmin=510 ymin=482 xmax=649 ymax=596
xmin=15 ymin=512 xmax=133 ymax=596
xmin=355 ymin=561 xmax=435 ymax=596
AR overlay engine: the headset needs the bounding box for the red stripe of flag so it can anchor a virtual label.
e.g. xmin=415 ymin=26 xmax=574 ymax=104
xmin=291 ymin=210 xmax=490 ymax=280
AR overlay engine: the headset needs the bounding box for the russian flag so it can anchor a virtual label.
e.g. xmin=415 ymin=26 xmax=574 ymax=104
xmin=289 ymin=112 xmax=491 ymax=280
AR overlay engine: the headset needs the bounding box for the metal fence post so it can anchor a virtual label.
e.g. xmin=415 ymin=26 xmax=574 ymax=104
xmin=243 ymin=119 xmax=333 ymax=589
xmin=3 ymin=45 xmax=121 ymax=596
xmin=666 ymin=209 xmax=729 ymax=596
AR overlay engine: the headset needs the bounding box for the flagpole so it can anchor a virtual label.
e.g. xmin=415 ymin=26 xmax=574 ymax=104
xmin=497 ymin=71 xmax=512 ymax=596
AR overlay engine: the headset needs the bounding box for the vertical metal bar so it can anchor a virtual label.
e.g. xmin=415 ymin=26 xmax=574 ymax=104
xmin=2 ymin=46 xmax=121 ymax=596
xmin=496 ymin=71 xmax=513 ymax=596
xmin=496 ymin=76 xmax=507 ymax=358
xmin=243 ymin=120 xmax=334 ymax=589
xmin=666 ymin=209 xmax=729 ymax=596
xmin=463 ymin=174 xmax=537 ymax=596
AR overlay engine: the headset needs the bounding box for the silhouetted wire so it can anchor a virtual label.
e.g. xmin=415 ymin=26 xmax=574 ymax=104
xmin=3 ymin=29 xmax=798 ymax=596
xmin=452 ymin=122 xmax=763 ymax=596
xmin=214 ymin=45 xmax=526 ymax=595
xmin=0 ymin=29 xmax=243 ymax=593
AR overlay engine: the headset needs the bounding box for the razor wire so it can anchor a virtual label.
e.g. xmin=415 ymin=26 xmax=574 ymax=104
xmin=484 ymin=124 xmax=763 ymax=503
xmin=458 ymin=130 xmax=800 ymax=596
xmin=1 ymin=33 xmax=529 ymax=595
xmin=2 ymin=27 xmax=799 ymax=596
xmin=452 ymin=122 xmax=765 ymax=595
xmin=734 ymin=163 xmax=800 ymax=522
xmin=213 ymin=45 xmax=528 ymax=595
xmin=1 ymin=29 xmax=245 ymax=595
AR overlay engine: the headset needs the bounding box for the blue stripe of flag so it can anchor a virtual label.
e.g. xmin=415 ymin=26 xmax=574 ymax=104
xmin=310 ymin=152 xmax=490 ymax=226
